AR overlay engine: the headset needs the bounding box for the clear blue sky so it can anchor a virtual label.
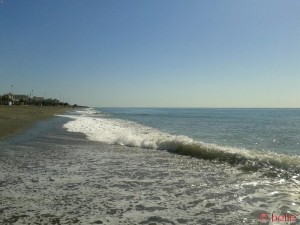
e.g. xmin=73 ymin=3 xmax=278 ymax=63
xmin=1 ymin=0 xmax=299 ymax=107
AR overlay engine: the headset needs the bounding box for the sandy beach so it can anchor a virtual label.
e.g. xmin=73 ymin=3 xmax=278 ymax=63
xmin=0 ymin=105 xmax=70 ymax=139
xmin=1 ymin=110 xmax=299 ymax=224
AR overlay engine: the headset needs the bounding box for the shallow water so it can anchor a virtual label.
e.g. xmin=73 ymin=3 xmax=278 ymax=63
xmin=0 ymin=113 xmax=300 ymax=224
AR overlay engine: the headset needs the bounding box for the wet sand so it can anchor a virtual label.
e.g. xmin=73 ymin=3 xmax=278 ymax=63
xmin=0 ymin=105 xmax=70 ymax=139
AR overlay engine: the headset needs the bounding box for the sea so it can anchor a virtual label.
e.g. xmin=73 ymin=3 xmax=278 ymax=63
xmin=0 ymin=108 xmax=300 ymax=225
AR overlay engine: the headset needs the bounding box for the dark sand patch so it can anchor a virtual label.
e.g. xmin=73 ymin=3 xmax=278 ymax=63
xmin=0 ymin=105 xmax=70 ymax=139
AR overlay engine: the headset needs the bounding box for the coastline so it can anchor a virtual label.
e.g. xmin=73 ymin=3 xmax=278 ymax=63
xmin=1 ymin=107 xmax=299 ymax=224
xmin=0 ymin=105 xmax=71 ymax=140
xmin=0 ymin=117 xmax=249 ymax=225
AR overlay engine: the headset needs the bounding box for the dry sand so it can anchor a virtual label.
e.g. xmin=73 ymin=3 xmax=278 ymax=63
xmin=0 ymin=105 xmax=70 ymax=139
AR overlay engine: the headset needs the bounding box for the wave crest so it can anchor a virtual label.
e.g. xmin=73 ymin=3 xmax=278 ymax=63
xmin=61 ymin=110 xmax=300 ymax=176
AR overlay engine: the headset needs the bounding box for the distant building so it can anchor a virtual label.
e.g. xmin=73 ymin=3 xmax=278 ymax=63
xmin=13 ymin=94 xmax=29 ymax=105
xmin=32 ymin=96 xmax=44 ymax=101
xmin=30 ymin=96 xmax=44 ymax=106
xmin=0 ymin=93 xmax=31 ymax=105
xmin=1 ymin=93 xmax=13 ymax=105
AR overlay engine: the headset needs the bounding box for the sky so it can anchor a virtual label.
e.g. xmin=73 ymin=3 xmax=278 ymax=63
xmin=0 ymin=0 xmax=300 ymax=107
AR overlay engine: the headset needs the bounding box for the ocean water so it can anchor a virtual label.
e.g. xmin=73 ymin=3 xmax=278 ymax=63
xmin=64 ymin=108 xmax=300 ymax=173
xmin=1 ymin=108 xmax=300 ymax=224
xmin=97 ymin=108 xmax=300 ymax=155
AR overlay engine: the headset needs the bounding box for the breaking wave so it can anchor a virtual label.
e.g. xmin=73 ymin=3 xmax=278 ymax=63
xmin=61 ymin=110 xmax=300 ymax=176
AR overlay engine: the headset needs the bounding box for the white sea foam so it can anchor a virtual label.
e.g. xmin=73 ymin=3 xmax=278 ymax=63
xmin=62 ymin=109 xmax=246 ymax=155
xmin=60 ymin=109 xmax=300 ymax=174
xmin=63 ymin=112 xmax=194 ymax=150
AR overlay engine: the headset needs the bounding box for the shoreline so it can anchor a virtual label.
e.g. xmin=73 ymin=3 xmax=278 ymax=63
xmin=0 ymin=105 xmax=71 ymax=140
xmin=1 ymin=107 xmax=299 ymax=224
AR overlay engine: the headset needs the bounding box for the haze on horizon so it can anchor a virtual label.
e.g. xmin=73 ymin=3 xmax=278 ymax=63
xmin=0 ymin=0 xmax=299 ymax=108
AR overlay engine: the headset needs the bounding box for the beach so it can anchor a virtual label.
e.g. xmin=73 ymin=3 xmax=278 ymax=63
xmin=0 ymin=108 xmax=299 ymax=224
xmin=0 ymin=113 xmax=276 ymax=225
xmin=0 ymin=105 xmax=70 ymax=139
